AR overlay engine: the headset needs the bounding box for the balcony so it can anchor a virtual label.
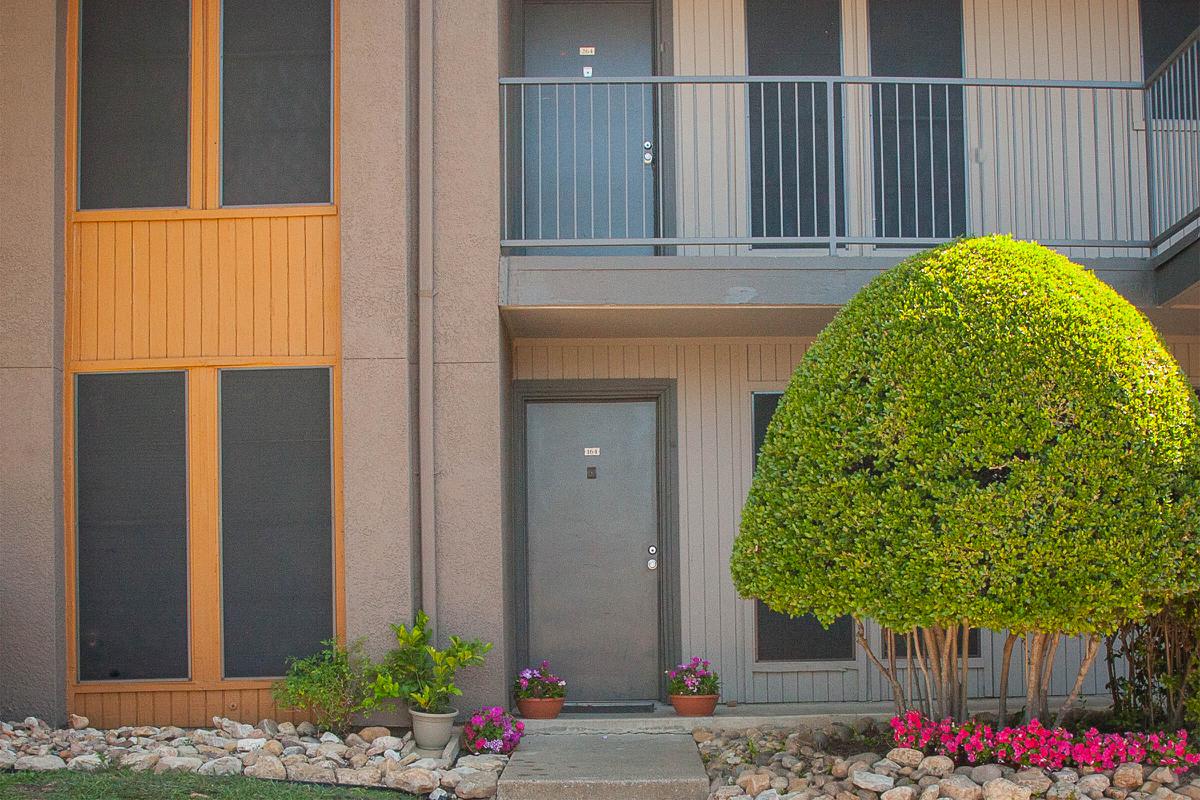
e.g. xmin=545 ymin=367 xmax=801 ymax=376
xmin=499 ymin=29 xmax=1199 ymax=271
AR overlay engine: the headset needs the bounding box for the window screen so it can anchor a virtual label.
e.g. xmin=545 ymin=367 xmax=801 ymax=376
xmin=220 ymin=368 xmax=333 ymax=677
xmin=1140 ymin=0 xmax=1199 ymax=77
xmin=868 ymin=0 xmax=966 ymax=241
xmin=75 ymin=372 xmax=189 ymax=680
xmin=78 ymin=0 xmax=190 ymax=209
xmin=746 ymin=0 xmax=845 ymax=243
xmin=751 ymin=392 xmax=856 ymax=662
xmin=221 ymin=0 xmax=332 ymax=206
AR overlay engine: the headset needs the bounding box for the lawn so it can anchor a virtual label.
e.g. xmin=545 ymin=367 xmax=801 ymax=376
xmin=0 ymin=771 xmax=417 ymax=800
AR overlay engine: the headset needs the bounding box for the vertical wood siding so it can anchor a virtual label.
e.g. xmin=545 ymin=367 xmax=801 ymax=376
xmin=513 ymin=336 xmax=1199 ymax=703
xmin=71 ymin=688 xmax=305 ymax=730
xmin=68 ymin=213 xmax=340 ymax=364
xmin=669 ymin=0 xmax=1149 ymax=255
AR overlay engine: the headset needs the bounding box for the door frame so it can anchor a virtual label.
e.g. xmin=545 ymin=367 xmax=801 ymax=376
xmin=510 ymin=379 xmax=681 ymax=701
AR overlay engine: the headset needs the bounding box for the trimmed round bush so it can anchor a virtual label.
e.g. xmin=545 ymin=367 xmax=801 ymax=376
xmin=732 ymin=236 xmax=1200 ymax=636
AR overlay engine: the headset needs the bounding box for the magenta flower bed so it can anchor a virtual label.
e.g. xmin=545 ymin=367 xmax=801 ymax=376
xmin=462 ymin=706 xmax=524 ymax=755
xmin=890 ymin=712 xmax=1200 ymax=773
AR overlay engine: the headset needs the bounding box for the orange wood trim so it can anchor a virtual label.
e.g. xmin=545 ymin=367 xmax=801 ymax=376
xmin=71 ymin=679 xmax=280 ymax=694
xmin=70 ymin=205 xmax=338 ymax=223
xmin=64 ymin=0 xmax=79 ymax=219
xmin=189 ymin=0 xmax=206 ymax=209
xmin=188 ymin=368 xmax=222 ymax=683
xmin=203 ymin=0 xmax=221 ymax=208
xmin=69 ymin=356 xmax=336 ymax=372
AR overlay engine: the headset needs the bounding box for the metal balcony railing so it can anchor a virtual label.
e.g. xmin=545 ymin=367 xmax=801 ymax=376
xmin=500 ymin=28 xmax=1199 ymax=255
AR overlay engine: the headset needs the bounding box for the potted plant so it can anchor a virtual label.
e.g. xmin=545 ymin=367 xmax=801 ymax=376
xmin=513 ymin=660 xmax=567 ymax=719
xmin=462 ymin=706 xmax=524 ymax=754
xmin=366 ymin=611 xmax=492 ymax=749
xmin=667 ymin=656 xmax=719 ymax=716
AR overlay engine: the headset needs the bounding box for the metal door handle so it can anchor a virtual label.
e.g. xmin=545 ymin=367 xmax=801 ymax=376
xmin=647 ymin=558 xmax=658 ymax=570
xmin=643 ymin=140 xmax=653 ymax=165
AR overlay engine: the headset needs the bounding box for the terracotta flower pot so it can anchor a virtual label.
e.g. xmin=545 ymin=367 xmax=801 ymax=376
xmin=669 ymin=694 xmax=718 ymax=717
xmin=516 ymin=697 xmax=565 ymax=719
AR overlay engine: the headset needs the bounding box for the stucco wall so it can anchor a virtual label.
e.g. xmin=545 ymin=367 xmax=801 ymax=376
xmin=0 ymin=0 xmax=66 ymax=724
xmin=339 ymin=0 xmax=419 ymax=666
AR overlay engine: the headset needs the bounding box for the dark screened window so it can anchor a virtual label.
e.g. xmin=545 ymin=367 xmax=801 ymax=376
xmin=220 ymin=368 xmax=333 ymax=677
xmin=746 ymin=0 xmax=845 ymax=243
xmin=76 ymin=372 xmax=189 ymax=680
xmin=1140 ymin=0 xmax=1199 ymax=77
xmin=221 ymin=0 xmax=332 ymax=206
xmin=751 ymin=392 xmax=856 ymax=662
xmin=78 ymin=0 xmax=190 ymax=209
xmin=868 ymin=0 xmax=966 ymax=241
xmin=887 ymin=628 xmax=982 ymax=659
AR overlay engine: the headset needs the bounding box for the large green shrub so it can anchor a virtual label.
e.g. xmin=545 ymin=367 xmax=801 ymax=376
xmin=732 ymin=236 xmax=1200 ymax=720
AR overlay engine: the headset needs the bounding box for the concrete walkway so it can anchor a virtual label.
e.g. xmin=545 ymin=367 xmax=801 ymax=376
xmin=497 ymin=733 xmax=709 ymax=800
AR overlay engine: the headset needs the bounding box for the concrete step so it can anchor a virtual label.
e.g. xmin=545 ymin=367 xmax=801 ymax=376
xmin=497 ymin=733 xmax=709 ymax=800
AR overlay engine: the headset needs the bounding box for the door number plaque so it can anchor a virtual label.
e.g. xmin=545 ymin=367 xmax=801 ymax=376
xmin=579 ymin=46 xmax=596 ymax=56
xmin=584 ymin=447 xmax=601 ymax=456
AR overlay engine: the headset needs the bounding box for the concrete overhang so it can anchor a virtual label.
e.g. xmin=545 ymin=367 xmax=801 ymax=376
xmin=1152 ymin=230 xmax=1200 ymax=309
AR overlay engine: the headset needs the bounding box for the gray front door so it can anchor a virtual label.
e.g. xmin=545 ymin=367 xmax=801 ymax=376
xmin=525 ymin=400 xmax=660 ymax=701
xmin=522 ymin=1 xmax=656 ymax=253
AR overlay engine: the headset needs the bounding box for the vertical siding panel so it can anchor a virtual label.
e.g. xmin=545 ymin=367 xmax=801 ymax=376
xmin=546 ymin=345 xmax=563 ymax=379
xmin=577 ymin=346 xmax=594 ymax=378
xmin=531 ymin=346 xmax=548 ymax=379
xmin=746 ymin=343 xmax=761 ymax=382
xmin=183 ymin=220 xmax=202 ymax=357
xmin=608 ymin=345 xmax=623 ymax=377
xmin=287 ymin=217 xmax=307 ymax=355
xmin=217 ymin=219 xmax=238 ymax=355
xmin=774 ymin=344 xmax=791 ymax=381
xmin=269 ymin=218 xmax=289 ymax=356
xmin=165 ymin=221 xmax=185 ymax=358
xmin=95 ymin=223 xmax=115 ymax=360
xmin=131 ymin=221 xmax=151 ymax=359
xmin=682 ymin=344 xmax=705 ymax=657
xmin=235 ymin=218 xmax=255 ymax=356
xmin=304 ymin=217 xmax=324 ymax=355
xmin=252 ymin=219 xmax=272 ymax=355
xmin=154 ymin=692 xmax=171 ymax=724
xmin=639 ymin=344 xmax=655 ymax=378
xmin=515 ymin=345 xmax=533 ymax=379
xmin=201 ymin=220 xmax=220 ymax=356
xmin=322 ymin=216 xmax=340 ymax=356
xmin=136 ymin=692 xmax=153 ymax=725
xmin=698 ymin=344 xmax=720 ymax=661
xmin=68 ymin=226 xmax=81 ymax=359
xmin=561 ymin=345 xmax=579 ymax=378
xmin=148 ymin=221 xmax=168 ymax=358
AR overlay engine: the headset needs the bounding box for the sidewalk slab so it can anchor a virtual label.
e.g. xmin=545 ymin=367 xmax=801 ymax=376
xmin=497 ymin=733 xmax=708 ymax=800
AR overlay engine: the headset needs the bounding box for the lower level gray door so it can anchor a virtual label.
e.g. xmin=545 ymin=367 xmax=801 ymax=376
xmin=525 ymin=400 xmax=660 ymax=701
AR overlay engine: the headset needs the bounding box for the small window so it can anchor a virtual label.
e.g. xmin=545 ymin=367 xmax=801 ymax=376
xmin=221 ymin=0 xmax=332 ymax=206
xmin=751 ymin=392 xmax=856 ymax=662
xmin=885 ymin=628 xmax=982 ymax=659
xmin=220 ymin=368 xmax=333 ymax=678
xmin=75 ymin=372 xmax=190 ymax=680
xmin=78 ymin=0 xmax=191 ymax=209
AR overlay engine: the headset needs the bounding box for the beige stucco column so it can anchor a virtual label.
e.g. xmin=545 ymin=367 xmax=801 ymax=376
xmin=0 ymin=0 xmax=67 ymax=724
xmin=430 ymin=0 xmax=512 ymax=710
xmin=339 ymin=0 xmax=419 ymax=665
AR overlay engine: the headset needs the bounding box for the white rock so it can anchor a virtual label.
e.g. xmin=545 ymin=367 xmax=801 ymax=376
xmin=15 ymin=755 xmax=66 ymax=771
xmin=852 ymin=770 xmax=897 ymax=793
xmin=985 ymin=778 xmax=1033 ymax=800
xmin=154 ymin=756 xmax=204 ymax=774
xmin=198 ymin=756 xmax=243 ymax=777
xmin=236 ymin=737 xmax=267 ymax=752
xmin=119 ymin=752 xmax=160 ymax=772
xmin=69 ymin=714 xmax=90 ymax=730
xmin=941 ymin=775 xmax=985 ymax=800
xmin=889 ymin=749 xmax=926 ymax=768
xmin=922 ymin=757 xmax=958 ymax=779
xmin=1149 ymin=769 xmax=1177 ymax=786
xmin=1078 ymin=775 xmax=1111 ymax=795
xmin=67 ymin=753 xmax=105 ymax=772
xmin=244 ymin=753 xmax=286 ymax=780
xmin=457 ymin=768 xmax=500 ymax=799
xmin=884 ymin=786 xmax=920 ymax=800
xmin=386 ymin=766 xmax=439 ymax=794
xmin=320 ymin=731 xmax=342 ymax=743
xmin=336 ymin=765 xmax=382 ymax=786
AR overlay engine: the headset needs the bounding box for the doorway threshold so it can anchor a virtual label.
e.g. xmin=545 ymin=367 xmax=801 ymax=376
xmin=561 ymin=700 xmax=657 ymax=714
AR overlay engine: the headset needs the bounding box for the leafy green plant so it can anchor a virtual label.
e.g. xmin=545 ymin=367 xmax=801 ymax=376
xmin=271 ymin=639 xmax=371 ymax=735
xmin=1106 ymin=591 xmax=1200 ymax=730
xmin=732 ymin=236 xmax=1200 ymax=723
xmin=366 ymin=611 xmax=492 ymax=714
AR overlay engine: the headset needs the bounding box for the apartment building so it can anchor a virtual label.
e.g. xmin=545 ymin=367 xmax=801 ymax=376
xmin=0 ymin=0 xmax=1197 ymax=728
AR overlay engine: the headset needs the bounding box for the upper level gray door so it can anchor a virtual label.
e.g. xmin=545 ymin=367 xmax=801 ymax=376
xmin=521 ymin=1 xmax=656 ymax=253
xmin=525 ymin=400 xmax=660 ymax=701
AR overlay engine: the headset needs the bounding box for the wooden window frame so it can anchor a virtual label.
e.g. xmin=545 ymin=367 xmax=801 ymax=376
xmin=65 ymin=360 xmax=346 ymax=697
xmin=66 ymin=0 xmax=340 ymax=220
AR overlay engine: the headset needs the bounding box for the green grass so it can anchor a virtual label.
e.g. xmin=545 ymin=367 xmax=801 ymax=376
xmin=0 ymin=770 xmax=418 ymax=800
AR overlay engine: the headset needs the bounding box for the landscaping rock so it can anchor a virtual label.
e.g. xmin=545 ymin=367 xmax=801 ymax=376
xmin=337 ymin=765 xmax=382 ymax=786
xmin=1116 ymin=766 xmax=1147 ymax=789
xmin=972 ymin=766 xmax=1004 ymax=785
xmin=940 ymin=775 xmax=985 ymax=800
xmin=890 ymin=749 xmax=926 ymax=768
xmin=457 ymin=769 xmax=500 ymax=799
xmin=198 ymin=756 xmax=243 ymax=777
xmin=154 ymin=756 xmax=204 ymax=774
xmin=386 ymin=766 xmax=439 ymax=793
xmin=923 ymin=757 xmax=958 ymax=779
xmin=854 ymin=770 xmax=898 ymax=792
xmin=739 ymin=772 xmax=775 ymax=795
xmin=244 ymin=753 xmax=287 ymax=780
xmin=67 ymin=753 xmax=105 ymax=772
xmin=358 ymin=726 xmax=391 ymax=743
xmin=1015 ymin=769 xmax=1055 ymax=794
xmin=1078 ymin=775 xmax=1112 ymax=795
xmin=1149 ymin=770 xmax=1177 ymax=786
xmin=69 ymin=714 xmax=90 ymax=730
xmin=287 ymin=760 xmax=337 ymax=783
xmin=884 ymin=785 xmax=920 ymax=800
xmin=984 ymin=777 xmax=1032 ymax=800
xmin=14 ymin=755 xmax=66 ymax=772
